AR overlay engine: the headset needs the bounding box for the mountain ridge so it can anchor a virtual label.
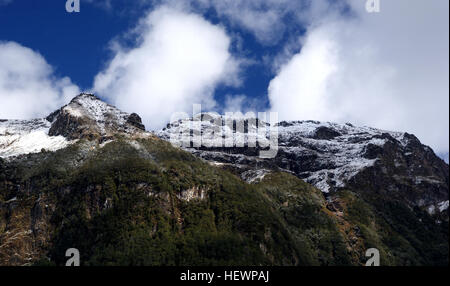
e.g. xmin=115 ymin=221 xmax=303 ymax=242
xmin=158 ymin=113 xmax=449 ymax=214
xmin=0 ymin=94 xmax=448 ymax=266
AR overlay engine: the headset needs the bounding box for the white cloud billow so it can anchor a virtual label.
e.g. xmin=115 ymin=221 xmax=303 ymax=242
xmin=93 ymin=7 xmax=241 ymax=130
xmin=269 ymin=0 xmax=449 ymax=156
xmin=160 ymin=0 xmax=340 ymax=45
xmin=0 ymin=41 xmax=80 ymax=119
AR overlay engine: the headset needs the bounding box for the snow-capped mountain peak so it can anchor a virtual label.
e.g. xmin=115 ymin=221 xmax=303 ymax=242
xmin=0 ymin=93 xmax=148 ymax=159
xmin=47 ymin=93 xmax=146 ymax=139
xmin=157 ymin=113 xmax=448 ymax=207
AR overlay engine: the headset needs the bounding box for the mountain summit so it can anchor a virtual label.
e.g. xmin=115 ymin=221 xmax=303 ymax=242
xmin=0 ymin=93 xmax=147 ymax=158
xmin=0 ymin=94 xmax=448 ymax=266
xmin=47 ymin=93 xmax=146 ymax=140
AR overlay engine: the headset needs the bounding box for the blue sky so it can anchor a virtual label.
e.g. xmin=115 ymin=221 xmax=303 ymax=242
xmin=0 ymin=0 xmax=304 ymax=109
xmin=0 ymin=1 xmax=161 ymax=90
xmin=0 ymin=0 xmax=449 ymax=161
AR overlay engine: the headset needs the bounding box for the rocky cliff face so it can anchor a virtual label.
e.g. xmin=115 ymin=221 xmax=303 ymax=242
xmin=158 ymin=115 xmax=449 ymax=216
xmin=0 ymin=95 xmax=448 ymax=266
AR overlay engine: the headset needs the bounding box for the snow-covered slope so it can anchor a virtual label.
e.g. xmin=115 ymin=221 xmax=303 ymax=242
xmin=274 ymin=120 xmax=408 ymax=193
xmin=158 ymin=115 xmax=446 ymax=197
xmin=0 ymin=119 xmax=71 ymax=158
xmin=158 ymin=113 xmax=271 ymax=148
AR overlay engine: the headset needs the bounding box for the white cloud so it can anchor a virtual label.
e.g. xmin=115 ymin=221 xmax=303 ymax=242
xmin=93 ymin=6 xmax=241 ymax=130
xmin=0 ymin=41 xmax=80 ymax=119
xmin=222 ymin=94 xmax=263 ymax=114
xmin=223 ymin=95 xmax=246 ymax=113
xmin=152 ymin=0 xmax=344 ymax=45
xmin=269 ymin=0 xmax=449 ymax=155
xmin=204 ymin=0 xmax=288 ymax=44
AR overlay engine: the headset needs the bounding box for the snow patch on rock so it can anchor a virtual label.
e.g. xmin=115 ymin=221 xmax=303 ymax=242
xmin=438 ymin=200 xmax=449 ymax=212
xmin=241 ymin=169 xmax=271 ymax=183
xmin=0 ymin=119 xmax=73 ymax=158
xmin=427 ymin=200 xmax=449 ymax=215
xmin=177 ymin=187 xmax=207 ymax=202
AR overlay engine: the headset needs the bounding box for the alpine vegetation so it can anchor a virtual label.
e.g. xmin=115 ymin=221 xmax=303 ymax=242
xmin=0 ymin=94 xmax=448 ymax=266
